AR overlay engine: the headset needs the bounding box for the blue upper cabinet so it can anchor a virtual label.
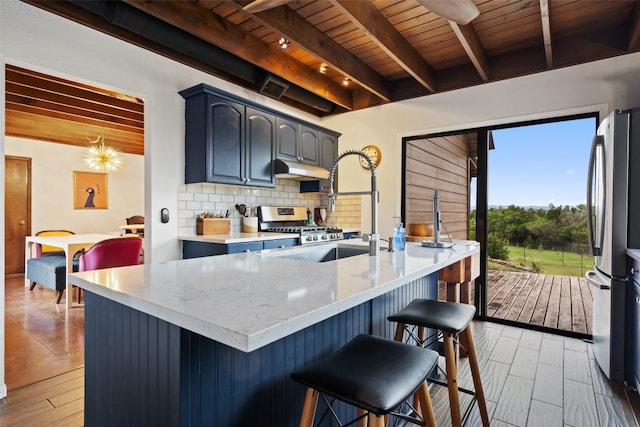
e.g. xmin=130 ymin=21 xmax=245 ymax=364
xmin=180 ymin=83 xmax=340 ymax=189
xmin=246 ymin=107 xmax=276 ymax=187
xmin=276 ymin=118 xmax=319 ymax=166
xmin=181 ymin=84 xmax=275 ymax=187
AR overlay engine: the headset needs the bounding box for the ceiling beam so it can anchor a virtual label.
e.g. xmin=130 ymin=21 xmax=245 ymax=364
xmin=449 ymin=21 xmax=490 ymax=81
xmin=539 ymin=0 xmax=553 ymax=68
xmin=330 ymin=0 xmax=437 ymax=92
xmin=229 ymin=2 xmax=391 ymax=102
xmin=629 ymin=1 xmax=640 ymax=51
xmin=122 ymin=0 xmax=353 ymax=110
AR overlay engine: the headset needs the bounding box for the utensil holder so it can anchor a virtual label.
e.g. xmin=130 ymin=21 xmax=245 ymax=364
xmin=242 ymin=217 xmax=258 ymax=233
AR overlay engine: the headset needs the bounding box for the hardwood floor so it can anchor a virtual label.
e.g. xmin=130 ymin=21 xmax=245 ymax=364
xmin=4 ymin=275 xmax=84 ymax=391
xmin=486 ymin=271 xmax=592 ymax=336
xmin=1 ymin=274 xmax=637 ymax=426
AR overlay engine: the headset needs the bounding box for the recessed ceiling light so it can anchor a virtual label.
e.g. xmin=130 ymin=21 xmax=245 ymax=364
xmin=319 ymin=63 xmax=328 ymax=74
xmin=342 ymin=77 xmax=350 ymax=86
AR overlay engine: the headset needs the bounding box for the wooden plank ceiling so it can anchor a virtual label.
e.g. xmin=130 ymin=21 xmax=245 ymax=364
xmin=9 ymin=0 xmax=640 ymax=151
xmin=5 ymin=65 xmax=144 ymax=155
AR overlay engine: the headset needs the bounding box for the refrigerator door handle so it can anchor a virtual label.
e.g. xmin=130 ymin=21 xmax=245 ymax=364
xmin=586 ymin=270 xmax=611 ymax=290
xmin=587 ymin=134 xmax=605 ymax=257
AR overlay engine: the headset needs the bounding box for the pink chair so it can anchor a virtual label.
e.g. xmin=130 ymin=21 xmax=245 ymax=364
xmin=78 ymin=236 xmax=143 ymax=272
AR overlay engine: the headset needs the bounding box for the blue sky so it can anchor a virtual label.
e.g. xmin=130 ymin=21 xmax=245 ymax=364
xmin=471 ymin=116 xmax=597 ymax=208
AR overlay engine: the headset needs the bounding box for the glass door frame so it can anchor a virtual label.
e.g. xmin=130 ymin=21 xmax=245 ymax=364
xmin=401 ymin=112 xmax=599 ymax=329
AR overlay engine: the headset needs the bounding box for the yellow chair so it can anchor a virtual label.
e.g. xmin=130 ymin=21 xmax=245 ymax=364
xmin=34 ymin=230 xmax=75 ymax=257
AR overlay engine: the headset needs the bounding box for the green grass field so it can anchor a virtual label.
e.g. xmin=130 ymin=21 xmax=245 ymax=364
xmin=491 ymin=246 xmax=594 ymax=277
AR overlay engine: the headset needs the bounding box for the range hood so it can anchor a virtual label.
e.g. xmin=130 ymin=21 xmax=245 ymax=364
xmin=274 ymin=159 xmax=329 ymax=180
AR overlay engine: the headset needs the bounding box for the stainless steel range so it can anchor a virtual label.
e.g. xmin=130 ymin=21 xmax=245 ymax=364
xmin=257 ymin=206 xmax=343 ymax=245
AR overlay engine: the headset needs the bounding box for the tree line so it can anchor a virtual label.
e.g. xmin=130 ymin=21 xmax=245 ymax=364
xmin=469 ymin=204 xmax=589 ymax=260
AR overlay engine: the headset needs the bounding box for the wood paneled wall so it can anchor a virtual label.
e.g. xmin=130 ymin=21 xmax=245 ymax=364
xmin=405 ymin=134 xmax=471 ymax=239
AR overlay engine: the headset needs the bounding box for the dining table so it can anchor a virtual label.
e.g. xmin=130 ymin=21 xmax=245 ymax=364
xmin=25 ymin=233 xmax=117 ymax=309
xmin=118 ymin=224 xmax=144 ymax=234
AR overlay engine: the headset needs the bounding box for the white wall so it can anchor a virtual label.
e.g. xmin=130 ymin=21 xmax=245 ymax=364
xmin=6 ymin=137 xmax=144 ymax=234
xmin=3 ymin=0 xmax=640 ymax=399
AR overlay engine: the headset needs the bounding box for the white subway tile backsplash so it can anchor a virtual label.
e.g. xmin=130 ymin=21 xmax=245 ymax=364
xmin=177 ymin=178 xmax=361 ymax=234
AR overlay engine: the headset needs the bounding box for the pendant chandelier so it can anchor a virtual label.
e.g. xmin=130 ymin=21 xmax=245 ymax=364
xmin=84 ymin=135 xmax=122 ymax=173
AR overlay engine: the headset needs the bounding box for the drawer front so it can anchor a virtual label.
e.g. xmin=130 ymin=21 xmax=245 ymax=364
xmin=263 ymin=238 xmax=298 ymax=249
xmin=227 ymin=242 xmax=264 ymax=254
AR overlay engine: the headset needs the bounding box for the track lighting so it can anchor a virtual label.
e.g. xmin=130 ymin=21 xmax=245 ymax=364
xmin=278 ymin=37 xmax=290 ymax=49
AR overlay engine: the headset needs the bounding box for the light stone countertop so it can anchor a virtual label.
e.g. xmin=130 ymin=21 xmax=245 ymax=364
xmin=70 ymin=240 xmax=479 ymax=353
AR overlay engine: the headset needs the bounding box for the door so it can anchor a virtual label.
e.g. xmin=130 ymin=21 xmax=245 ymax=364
xmin=5 ymin=156 xmax=32 ymax=274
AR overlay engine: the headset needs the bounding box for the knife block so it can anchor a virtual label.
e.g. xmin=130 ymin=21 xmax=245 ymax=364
xmin=196 ymin=218 xmax=230 ymax=235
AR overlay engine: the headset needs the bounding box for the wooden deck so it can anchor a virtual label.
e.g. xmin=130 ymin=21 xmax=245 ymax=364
xmin=486 ymin=270 xmax=592 ymax=336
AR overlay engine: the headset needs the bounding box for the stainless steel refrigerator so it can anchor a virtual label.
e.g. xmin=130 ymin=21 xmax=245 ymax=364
xmin=586 ymin=107 xmax=640 ymax=381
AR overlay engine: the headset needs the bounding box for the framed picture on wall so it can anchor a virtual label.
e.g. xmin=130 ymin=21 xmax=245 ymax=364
xmin=74 ymin=171 xmax=108 ymax=209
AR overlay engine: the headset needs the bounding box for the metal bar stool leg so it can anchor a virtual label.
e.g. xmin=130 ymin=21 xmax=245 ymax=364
xmin=460 ymin=327 xmax=490 ymax=427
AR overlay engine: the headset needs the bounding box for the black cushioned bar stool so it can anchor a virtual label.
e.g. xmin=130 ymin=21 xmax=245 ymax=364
xmin=388 ymin=299 xmax=489 ymax=427
xmin=291 ymin=334 xmax=438 ymax=427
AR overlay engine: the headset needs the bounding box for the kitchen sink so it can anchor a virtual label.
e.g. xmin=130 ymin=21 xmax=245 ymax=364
xmin=261 ymin=244 xmax=370 ymax=263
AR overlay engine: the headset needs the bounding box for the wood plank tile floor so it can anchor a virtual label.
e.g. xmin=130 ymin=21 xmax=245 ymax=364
xmin=2 ymin=274 xmax=638 ymax=426
xmin=425 ymin=321 xmax=640 ymax=427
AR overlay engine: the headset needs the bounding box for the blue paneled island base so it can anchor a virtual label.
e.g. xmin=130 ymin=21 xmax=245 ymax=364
xmin=84 ymin=275 xmax=437 ymax=426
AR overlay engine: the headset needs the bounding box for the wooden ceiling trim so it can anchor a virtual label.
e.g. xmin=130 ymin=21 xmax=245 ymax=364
xmin=290 ymin=0 xmax=335 ymax=19
xmin=552 ymin=31 xmax=628 ymax=67
xmin=6 ymin=65 xmax=143 ymax=109
xmin=6 ymin=62 xmax=144 ymax=156
xmin=549 ymin=2 xmax=631 ymax=37
xmin=7 ymin=66 xmax=143 ymax=117
xmin=331 ymin=0 xmax=437 ymax=92
xmin=228 ymin=2 xmax=392 ymax=102
xmin=121 ymin=0 xmax=354 ymax=110
xmin=6 ymin=97 xmax=143 ymax=133
xmin=6 ymin=112 xmax=144 ymax=155
xmin=539 ymin=0 xmax=554 ymax=68
xmin=629 ymin=2 xmax=640 ymax=50
xmin=480 ymin=20 xmax=547 ymax=56
xmin=5 ymin=83 xmax=143 ymax=126
xmin=449 ymin=22 xmax=490 ymax=81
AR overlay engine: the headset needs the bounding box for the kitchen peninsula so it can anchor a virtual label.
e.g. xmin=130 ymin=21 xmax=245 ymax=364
xmin=70 ymin=240 xmax=479 ymax=426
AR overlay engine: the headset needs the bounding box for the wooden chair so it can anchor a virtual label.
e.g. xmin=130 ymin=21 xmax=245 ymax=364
xmin=34 ymin=229 xmax=75 ymax=257
xmin=125 ymin=215 xmax=144 ymax=237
